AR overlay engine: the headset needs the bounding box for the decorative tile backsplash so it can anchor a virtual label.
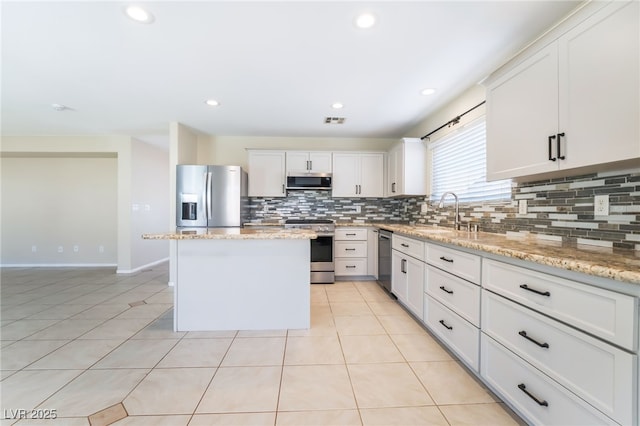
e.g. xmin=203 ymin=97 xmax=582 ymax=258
xmin=248 ymin=168 xmax=640 ymax=250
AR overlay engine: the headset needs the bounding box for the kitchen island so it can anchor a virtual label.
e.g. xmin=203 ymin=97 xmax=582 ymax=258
xmin=142 ymin=227 xmax=316 ymax=331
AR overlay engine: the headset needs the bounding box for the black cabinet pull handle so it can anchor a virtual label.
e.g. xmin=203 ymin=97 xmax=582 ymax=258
xmin=439 ymin=256 xmax=454 ymax=263
xmin=518 ymin=383 xmax=549 ymax=407
xmin=519 ymin=331 xmax=550 ymax=348
xmin=439 ymin=320 xmax=453 ymax=330
xmin=439 ymin=286 xmax=454 ymax=294
xmin=346 ymin=265 xmax=356 ymax=269
xmin=557 ymin=133 xmax=565 ymax=160
xmin=345 ymin=248 xmax=356 ymax=251
xmin=519 ymin=284 xmax=551 ymax=297
xmin=346 ymin=233 xmax=356 ymax=236
xmin=401 ymin=243 xmax=409 ymax=248
xmin=548 ymin=135 xmax=557 ymax=161
xmin=401 ymin=259 xmax=407 ymax=274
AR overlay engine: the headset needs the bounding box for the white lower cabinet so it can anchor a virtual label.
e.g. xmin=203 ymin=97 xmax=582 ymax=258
xmin=424 ymin=295 xmax=480 ymax=371
xmin=391 ymin=249 xmax=424 ymax=318
xmin=387 ymin=234 xmax=638 ymax=425
xmin=483 ymin=258 xmax=637 ymax=351
xmin=425 ymin=265 xmax=480 ymax=326
xmin=483 ymin=290 xmax=636 ymax=425
xmin=335 ymin=228 xmax=368 ymax=278
xmin=481 ymin=334 xmax=616 ymax=426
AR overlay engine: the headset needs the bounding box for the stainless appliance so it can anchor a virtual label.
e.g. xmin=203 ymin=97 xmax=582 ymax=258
xmin=285 ymin=219 xmax=335 ymax=284
xmin=377 ymin=229 xmax=392 ymax=292
xmin=176 ymin=165 xmax=248 ymax=227
xmin=286 ymin=172 xmax=332 ymax=190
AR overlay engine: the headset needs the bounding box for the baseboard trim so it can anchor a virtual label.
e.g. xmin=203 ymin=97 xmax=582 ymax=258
xmin=0 ymin=263 xmax=117 ymax=268
xmin=116 ymin=257 xmax=169 ymax=274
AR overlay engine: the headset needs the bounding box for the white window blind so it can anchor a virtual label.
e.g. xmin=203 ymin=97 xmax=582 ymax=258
xmin=430 ymin=118 xmax=511 ymax=202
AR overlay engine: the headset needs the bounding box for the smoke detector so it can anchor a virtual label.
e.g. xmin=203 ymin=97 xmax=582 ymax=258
xmin=324 ymin=117 xmax=346 ymax=124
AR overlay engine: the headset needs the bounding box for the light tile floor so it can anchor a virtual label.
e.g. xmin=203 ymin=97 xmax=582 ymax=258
xmin=1 ymin=264 xmax=524 ymax=425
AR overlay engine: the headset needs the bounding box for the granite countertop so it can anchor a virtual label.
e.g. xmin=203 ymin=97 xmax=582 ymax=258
xmin=142 ymin=227 xmax=316 ymax=240
xmin=343 ymin=222 xmax=639 ymax=285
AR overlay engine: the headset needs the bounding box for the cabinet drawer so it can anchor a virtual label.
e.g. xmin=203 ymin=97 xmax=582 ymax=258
xmin=425 ymin=265 xmax=480 ymax=327
xmin=482 ymin=259 xmax=638 ymax=351
xmin=424 ymin=295 xmax=479 ymax=371
xmin=335 ymin=259 xmax=367 ymax=276
xmin=482 ymin=291 xmax=635 ymax=425
xmin=335 ymin=228 xmax=368 ymax=240
xmin=481 ymin=334 xmax=615 ymax=426
xmin=335 ymin=241 xmax=367 ymax=258
xmin=425 ymin=244 xmax=481 ymax=284
xmin=392 ymin=235 xmax=424 ymax=260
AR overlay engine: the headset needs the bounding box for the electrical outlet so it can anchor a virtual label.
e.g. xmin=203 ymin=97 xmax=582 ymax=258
xmin=354 ymin=205 xmax=361 ymax=213
xmin=73 ymin=245 xmax=79 ymax=252
xmin=31 ymin=245 xmax=37 ymax=253
xmin=594 ymin=195 xmax=609 ymax=215
xmin=57 ymin=246 xmax=63 ymax=253
xmin=420 ymin=203 xmax=428 ymax=214
xmin=98 ymin=245 xmax=104 ymax=253
xmin=518 ymin=199 xmax=527 ymax=215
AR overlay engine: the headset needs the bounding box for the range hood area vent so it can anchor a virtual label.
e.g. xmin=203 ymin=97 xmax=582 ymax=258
xmin=324 ymin=117 xmax=346 ymax=124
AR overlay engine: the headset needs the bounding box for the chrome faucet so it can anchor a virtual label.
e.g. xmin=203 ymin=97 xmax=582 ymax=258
xmin=438 ymin=191 xmax=460 ymax=230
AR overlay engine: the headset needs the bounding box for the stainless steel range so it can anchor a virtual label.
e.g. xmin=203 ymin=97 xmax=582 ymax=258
xmin=285 ymin=219 xmax=335 ymax=284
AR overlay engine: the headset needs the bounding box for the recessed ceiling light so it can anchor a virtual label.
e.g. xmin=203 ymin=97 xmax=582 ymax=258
xmin=125 ymin=5 xmax=154 ymax=24
xmin=355 ymin=13 xmax=376 ymax=29
xmin=205 ymin=99 xmax=220 ymax=107
xmin=421 ymin=88 xmax=436 ymax=96
xmin=331 ymin=102 xmax=344 ymax=109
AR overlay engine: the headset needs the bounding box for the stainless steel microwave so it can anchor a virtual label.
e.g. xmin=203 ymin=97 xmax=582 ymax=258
xmin=286 ymin=172 xmax=332 ymax=190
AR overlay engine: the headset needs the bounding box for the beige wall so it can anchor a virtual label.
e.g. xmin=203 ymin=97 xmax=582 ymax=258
xmin=197 ymin=135 xmax=397 ymax=168
xmin=131 ymin=139 xmax=170 ymax=270
xmin=1 ymin=135 xmax=170 ymax=272
xmin=1 ymin=153 xmax=118 ymax=265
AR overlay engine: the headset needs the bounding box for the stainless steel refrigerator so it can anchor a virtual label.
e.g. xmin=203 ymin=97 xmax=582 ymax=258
xmin=176 ymin=165 xmax=248 ymax=227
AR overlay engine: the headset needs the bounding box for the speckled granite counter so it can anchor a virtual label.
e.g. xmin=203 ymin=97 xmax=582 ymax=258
xmin=338 ymin=222 xmax=640 ymax=285
xmin=142 ymin=227 xmax=316 ymax=240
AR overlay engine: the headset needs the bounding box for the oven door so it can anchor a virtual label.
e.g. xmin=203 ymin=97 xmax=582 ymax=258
xmin=310 ymin=234 xmax=334 ymax=283
xmin=310 ymin=235 xmax=333 ymax=270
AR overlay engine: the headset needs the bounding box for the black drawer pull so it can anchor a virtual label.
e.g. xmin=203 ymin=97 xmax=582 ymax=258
xmin=519 ymin=331 xmax=550 ymax=349
xmin=401 ymin=243 xmax=409 ymax=248
xmin=345 ymin=248 xmax=356 ymax=251
xmin=346 ymin=265 xmax=357 ymax=269
xmin=548 ymin=135 xmax=556 ymax=161
xmin=439 ymin=319 xmax=453 ymax=330
xmin=439 ymin=256 xmax=454 ymax=263
xmin=346 ymin=233 xmax=356 ymax=236
xmin=519 ymin=284 xmax=550 ymax=297
xmin=518 ymin=383 xmax=549 ymax=407
xmin=439 ymin=286 xmax=454 ymax=295
xmin=557 ymin=133 xmax=565 ymax=160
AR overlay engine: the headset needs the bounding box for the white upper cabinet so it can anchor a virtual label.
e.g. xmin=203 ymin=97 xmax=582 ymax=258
xmin=485 ymin=1 xmax=639 ymax=181
xmin=285 ymin=151 xmax=332 ymax=174
xmin=247 ymin=150 xmax=286 ymax=197
xmin=387 ymin=138 xmax=427 ymax=197
xmin=332 ymin=152 xmax=385 ymax=198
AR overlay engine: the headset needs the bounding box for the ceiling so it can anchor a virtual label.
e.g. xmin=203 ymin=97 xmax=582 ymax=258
xmin=2 ymin=1 xmax=582 ymax=147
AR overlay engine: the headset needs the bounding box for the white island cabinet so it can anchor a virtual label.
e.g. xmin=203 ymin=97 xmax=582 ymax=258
xmin=144 ymin=228 xmax=314 ymax=331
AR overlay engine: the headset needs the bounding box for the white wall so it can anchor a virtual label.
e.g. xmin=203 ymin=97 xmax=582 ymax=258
xmin=197 ymin=135 xmax=398 ymax=168
xmin=1 ymin=153 xmax=118 ymax=265
xmin=0 ymin=135 xmax=170 ymax=272
xmin=130 ymin=139 xmax=170 ymax=272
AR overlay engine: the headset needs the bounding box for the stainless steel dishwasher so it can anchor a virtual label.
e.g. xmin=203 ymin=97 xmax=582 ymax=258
xmin=377 ymin=229 xmax=392 ymax=292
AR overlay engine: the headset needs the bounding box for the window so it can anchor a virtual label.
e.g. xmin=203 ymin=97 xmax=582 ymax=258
xmin=430 ymin=118 xmax=511 ymax=202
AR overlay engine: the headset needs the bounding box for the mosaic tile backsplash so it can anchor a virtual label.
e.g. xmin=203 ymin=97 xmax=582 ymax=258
xmin=248 ymin=168 xmax=640 ymax=250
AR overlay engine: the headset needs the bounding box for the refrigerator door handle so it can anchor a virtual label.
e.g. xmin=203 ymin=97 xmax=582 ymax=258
xmin=205 ymin=172 xmax=213 ymax=220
